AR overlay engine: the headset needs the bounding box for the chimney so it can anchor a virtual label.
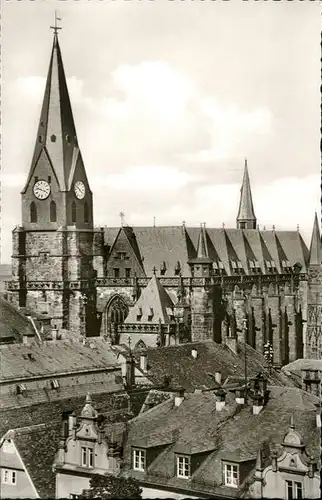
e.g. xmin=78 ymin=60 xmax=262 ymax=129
xmin=316 ymin=403 xmax=321 ymax=428
xmin=51 ymin=327 xmax=59 ymax=342
xmin=252 ymin=395 xmax=264 ymax=415
xmin=215 ymin=371 xmax=221 ymax=385
xmin=139 ymin=353 xmax=148 ymax=373
xmin=215 ymin=388 xmax=226 ymax=411
xmin=235 ymin=388 xmax=245 ymax=405
xmin=224 ymin=335 xmax=238 ymax=356
xmin=174 ymin=389 xmax=185 ymax=407
xmin=191 ymin=349 xmax=198 ymax=359
xmin=126 ymin=354 xmax=135 ymax=389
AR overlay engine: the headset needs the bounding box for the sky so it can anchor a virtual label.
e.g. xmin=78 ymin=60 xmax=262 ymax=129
xmin=1 ymin=0 xmax=320 ymax=263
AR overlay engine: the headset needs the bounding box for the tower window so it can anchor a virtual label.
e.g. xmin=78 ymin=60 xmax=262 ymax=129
xmin=71 ymin=201 xmax=77 ymax=224
xmin=50 ymin=134 xmax=56 ymax=142
xmin=66 ymin=134 xmax=71 ymax=144
xmin=50 ymin=200 xmax=57 ymax=222
xmin=48 ymin=176 xmax=51 ymax=183
xmin=30 ymin=202 xmax=37 ymax=223
xmin=84 ymin=202 xmax=89 ymax=223
xmin=38 ymin=135 xmax=43 ymax=143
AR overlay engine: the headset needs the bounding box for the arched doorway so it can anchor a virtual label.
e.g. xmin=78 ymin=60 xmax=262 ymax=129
xmin=101 ymin=295 xmax=129 ymax=343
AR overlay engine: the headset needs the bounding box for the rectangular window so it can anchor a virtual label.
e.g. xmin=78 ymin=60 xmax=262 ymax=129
xmin=81 ymin=447 xmax=94 ymax=468
xmin=224 ymin=463 xmax=239 ymax=488
xmin=286 ymin=480 xmax=303 ymax=500
xmin=113 ymin=268 xmax=120 ymax=278
xmin=2 ymin=469 xmax=17 ymax=485
xmin=177 ymin=455 xmax=190 ymax=478
xmin=133 ymin=448 xmax=146 ymax=471
xmin=125 ymin=268 xmax=131 ymax=278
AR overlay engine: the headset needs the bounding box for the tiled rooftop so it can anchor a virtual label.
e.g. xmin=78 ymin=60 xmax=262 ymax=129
xmin=124 ymin=386 xmax=320 ymax=496
xmin=103 ymin=226 xmax=308 ymax=276
xmin=0 ymin=294 xmax=35 ymax=341
xmin=132 ymin=340 xmax=298 ymax=390
xmin=0 ymin=338 xmax=118 ymax=381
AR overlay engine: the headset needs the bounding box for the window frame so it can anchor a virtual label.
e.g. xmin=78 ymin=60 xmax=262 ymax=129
xmin=2 ymin=469 xmax=17 ymax=485
xmin=113 ymin=268 xmax=120 ymax=278
xmin=132 ymin=447 xmax=146 ymax=472
xmin=81 ymin=446 xmax=94 ymax=468
xmin=223 ymin=462 xmax=239 ymax=488
xmin=286 ymin=480 xmax=303 ymax=500
xmin=176 ymin=454 xmax=191 ymax=479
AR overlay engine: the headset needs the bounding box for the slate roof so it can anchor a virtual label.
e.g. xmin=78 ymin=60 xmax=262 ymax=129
xmin=0 ymin=338 xmax=118 ymax=381
xmin=282 ymin=358 xmax=322 ymax=377
xmin=103 ymin=226 xmax=308 ymax=276
xmin=0 ymin=294 xmax=35 ymax=342
xmin=2 ymin=421 xmax=61 ymax=498
xmin=125 ymin=275 xmax=174 ymax=324
xmin=132 ymin=340 xmax=298 ymax=391
xmin=123 ymin=387 xmax=320 ymax=496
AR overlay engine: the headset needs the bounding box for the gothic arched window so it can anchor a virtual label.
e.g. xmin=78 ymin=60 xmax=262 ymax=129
xmin=30 ymin=202 xmax=37 ymax=223
xmin=50 ymin=200 xmax=57 ymax=222
xmin=84 ymin=202 xmax=89 ymax=223
xmin=71 ymin=201 xmax=76 ymax=224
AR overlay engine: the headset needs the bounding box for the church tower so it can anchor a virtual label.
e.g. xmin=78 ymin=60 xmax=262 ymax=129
xmin=236 ymin=159 xmax=257 ymax=229
xmin=10 ymin=28 xmax=98 ymax=336
xmin=306 ymin=213 xmax=322 ymax=359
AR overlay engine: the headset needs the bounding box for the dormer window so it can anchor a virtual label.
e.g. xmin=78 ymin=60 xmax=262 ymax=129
xmin=133 ymin=448 xmax=146 ymax=471
xmin=81 ymin=447 xmax=94 ymax=468
xmin=136 ymin=307 xmax=142 ymax=322
xmin=282 ymin=260 xmax=291 ymax=270
xmin=16 ymin=384 xmax=26 ymax=395
xmin=148 ymin=307 xmax=154 ymax=321
xmin=176 ymin=455 xmax=190 ymax=479
xmin=223 ymin=462 xmax=239 ymax=488
xmin=50 ymin=379 xmax=60 ymax=390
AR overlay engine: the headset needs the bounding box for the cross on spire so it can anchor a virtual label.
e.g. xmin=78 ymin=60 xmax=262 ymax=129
xmin=50 ymin=11 xmax=62 ymax=35
xmin=152 ymin=266 xmax=157 ymax=275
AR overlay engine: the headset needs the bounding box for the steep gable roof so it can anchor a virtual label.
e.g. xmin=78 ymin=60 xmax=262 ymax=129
xmin=125 ymin=274 xmax=174 ymax=324
xmin=2 ymin=421 xmax=61 ymax=498
xmin=0 ymin=295 xmax=35 ymax=342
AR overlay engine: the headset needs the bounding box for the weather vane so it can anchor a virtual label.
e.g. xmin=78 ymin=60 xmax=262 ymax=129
xmin=50 ymin=11 xmax=62 ymax=35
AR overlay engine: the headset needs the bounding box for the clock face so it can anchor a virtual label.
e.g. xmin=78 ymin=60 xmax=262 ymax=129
xmin=74 ymin=181 xmax=86 ymax=199
xmin=33 ymin=180 xmax=51 ymax=200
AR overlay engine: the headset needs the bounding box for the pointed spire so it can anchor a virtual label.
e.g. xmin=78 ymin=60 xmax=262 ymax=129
xmin=197 ymin=224 xmax=209 ymax=259
xmin=23 ymin=30 xmax=82 ymax=193
xmin=237 ymin=159 xmax=257 ymax=229
xmin=309 ymin=212 xmax=322 ymax=266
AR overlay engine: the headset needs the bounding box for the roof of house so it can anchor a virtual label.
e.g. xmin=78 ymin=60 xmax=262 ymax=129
xmin=125 ymin=274 xmax=174 ymax=324
xmin=124 ymin=387 xmax=320 ymax=496
xmin=131 ymin=340 xmax=298 ymax=391
xmin=0 ymin=294 xmax=35 ymax=342
xmin=282 ymin=358 xmax=322 ymax=376
xmin=0 ymin=338 xmax=119 ymax=382
xmin=2 ymin=421 xmax=61 ymax=498
xmin=103 ymin=226 xmax=308 ymax=276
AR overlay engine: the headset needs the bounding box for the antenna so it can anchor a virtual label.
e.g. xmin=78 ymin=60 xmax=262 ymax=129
xmin=50 ymin=11 xmax=62 ymax=35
